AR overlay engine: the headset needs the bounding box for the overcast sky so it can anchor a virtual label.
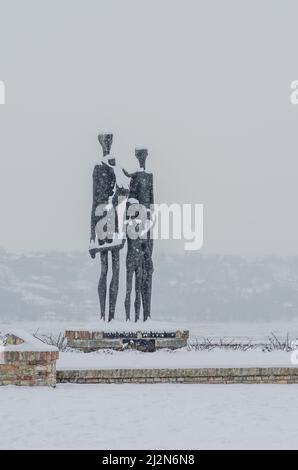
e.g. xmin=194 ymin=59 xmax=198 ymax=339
xmin=1 ymin=0 xmax=298 ymax=255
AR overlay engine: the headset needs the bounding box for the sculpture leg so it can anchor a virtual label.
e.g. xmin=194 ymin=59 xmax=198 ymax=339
xmin=144 ymin=268 xmax=153 ymax=321
xmin=108 ymin=248 xmax=120 ymax=322
xmin=98 ymin=251 xmax=108 ymax=320
xmin=134 ymin=264 xmax=143 ymax=322
xmin=125 ymin=260 xmax=134 ymax=321
xmin=142 ymin=243 xmax=153 ymax=321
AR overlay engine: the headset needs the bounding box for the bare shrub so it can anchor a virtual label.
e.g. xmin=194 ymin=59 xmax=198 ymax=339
xmin=33 ymin=329 xmax=67 ymax=351
xmin=188 ymin=333 xmax=295 ymax=352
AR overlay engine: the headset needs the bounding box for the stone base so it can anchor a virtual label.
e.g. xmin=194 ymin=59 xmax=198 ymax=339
xmin=65 ymin=329 xmax=189 ymax=352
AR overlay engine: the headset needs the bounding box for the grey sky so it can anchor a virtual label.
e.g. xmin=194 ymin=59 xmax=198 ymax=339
xmin=0 ymin=0 xmax=298 ymax=255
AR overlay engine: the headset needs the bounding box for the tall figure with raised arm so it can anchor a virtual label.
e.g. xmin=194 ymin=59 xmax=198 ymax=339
xmin=90 ymin=131 xmax=129 ymax=321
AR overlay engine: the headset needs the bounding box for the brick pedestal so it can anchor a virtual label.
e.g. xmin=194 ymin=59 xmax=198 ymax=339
xmin=0 ymin=331 xmax=59 ymax=387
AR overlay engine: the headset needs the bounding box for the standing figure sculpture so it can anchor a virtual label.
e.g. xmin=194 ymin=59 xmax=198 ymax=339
xmin=125 ymin=147 xmax=154 ymax=322
xmin=90 ymin=131 xmax=129 ymax=321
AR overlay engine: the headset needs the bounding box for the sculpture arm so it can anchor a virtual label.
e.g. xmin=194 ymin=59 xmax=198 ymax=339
xmin=123 ymin=168 xmax=133 ymax=178
xmin=150 ymin=174 xmax=154 ymax=205
xmin=90 ymin=165 xmax=99 ymax=241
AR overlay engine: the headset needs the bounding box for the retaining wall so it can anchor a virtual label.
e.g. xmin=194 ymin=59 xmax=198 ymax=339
xmin=57 ymin=367 xmax=298 ymax=384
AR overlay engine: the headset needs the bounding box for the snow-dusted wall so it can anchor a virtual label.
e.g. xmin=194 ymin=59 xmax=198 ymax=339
xmin=0 ymin=331 xmax=58 ymax=386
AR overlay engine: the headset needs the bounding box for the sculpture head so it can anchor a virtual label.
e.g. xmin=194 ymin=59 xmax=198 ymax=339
xmin=135 ymin=147 xmax=148 ymax=170
xmin=98 ymin=131 xmax=113 ymax=157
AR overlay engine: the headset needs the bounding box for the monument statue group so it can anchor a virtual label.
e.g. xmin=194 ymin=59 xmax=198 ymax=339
xmin=65 ymin=130 xmax=189 ymax=351
xmin=89 ymin=131 xmax=154 ymax=323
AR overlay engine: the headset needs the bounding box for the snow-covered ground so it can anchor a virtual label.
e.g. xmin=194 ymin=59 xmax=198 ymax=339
xmin=2 ymin=319 xmax=298 ymax=369
xmin=57 ymin=349 xmax=296 ymax=370
xmin=1 ymin=383 xmax=298 ymax=450
xmin=1 ymin=320 xmax=298 ymax=450
xmin=3 ymin=319 xmax=298 ymax=342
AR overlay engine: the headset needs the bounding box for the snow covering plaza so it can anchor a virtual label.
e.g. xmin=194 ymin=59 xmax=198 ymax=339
xmin=1 ymin=383 xmax=298 ymax=450
xmin=1 ymin=320 xmax=298 ymax=449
